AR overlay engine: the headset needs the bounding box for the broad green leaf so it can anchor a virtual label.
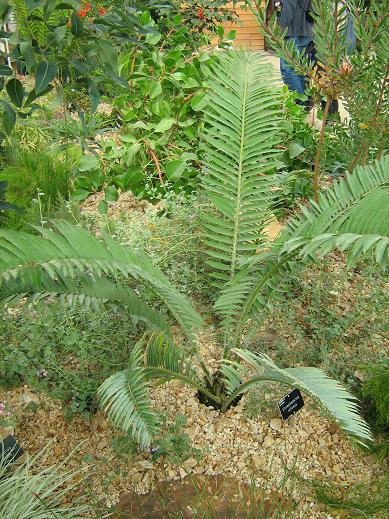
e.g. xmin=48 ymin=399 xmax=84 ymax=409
xmin=0 ymin=101 xmax=16 ymax=134
xmin=184 ymin=78 xmax=199 ymax=89
xmin=140 ymin=11 xmax=152 ymax=25
xmin=125 ymin=143 xmax=142 ymax=165
xmin=149 ymin=79 xmax=162 ymax=99
xmin=78 ymin=155 xmax=100 ymax=172
xmin=120 ymin=134 xmax=137 ymax=143
xmin=89 ymin=85 xmax=100 ymax=114
xmin=98 ymin=40 xmax=119 ymax=75
xmin=166 ymin=159 xmax=186 ymax=181
xmin=71 ymin=188 xmax=90 ymax=201
xmin=20 ymin=42 xmax=35 ymax=73
xmin=191 ymin=92 xmax=206 ymax=112
xmin=6 ymin=78 xmax=24 ymax=108
xmin=0 ymin=64 xmax=12 ymax=77
xmin=146 ymin=32 xmax=161 ymax=45
xmin=50 ymin=85 xmax=64 ymax=110
xmin=98 ymin=200 xmax=108 ymax=215
xmin=24 ymin=85 xmax=54 ymax=107
xmin=71 ymin=12 xmax=83 ymax=36
xmin=46 ymin=25 xmax=67 ymax=46
xmin=171 ymin=72 xmax=187 ymax=82
xmin=154 ymin=118 xmax=175 ymax=133
xmin=197 ymin=53 xmax=210 ymax=62
xmin=289 ymin=141 xmax=306 ymax=159
xmin=105 ymin=185 xmax=119 ymax=202
xmin=35 ymin=61 xmax=57 ymax=94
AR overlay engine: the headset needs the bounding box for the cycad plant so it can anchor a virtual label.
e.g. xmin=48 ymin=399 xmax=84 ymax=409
xmin=1 ymin=53 xmax=387 ymax=450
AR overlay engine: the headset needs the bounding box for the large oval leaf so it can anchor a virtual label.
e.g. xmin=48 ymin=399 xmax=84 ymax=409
xmin=35 ymin=61 xmax=57 ymax=94
xmin=6 ymin=78 xmax=24 ymax=108
xmin=0 ymin=100 xmax=16 ymax=134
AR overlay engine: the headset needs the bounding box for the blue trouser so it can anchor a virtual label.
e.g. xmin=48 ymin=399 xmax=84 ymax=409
xmin=280 ymin=36 xmax=312 ymax=94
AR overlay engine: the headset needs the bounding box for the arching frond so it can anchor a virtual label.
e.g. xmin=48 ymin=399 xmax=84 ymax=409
xmin=281 ymin=155 xmax=389 ymax=266
xmin=0 ymin=221 xmax=202 ymax=338
xmin=145 ymin=333 xmax=221 ymax=403
xmin=226 ymin=349 xmax=373 ymax=446
xmin=232 ymin=155 xmax=389 ymax=344
xmin=146 ymin=332 xmax=198 ymax=381
xmin=0 ymin=273 xmax=171 ymax=333
xmin=202 ymin=52 xmax=284 ymax=294
xmin=98 ymin=339 xmax=159 ymax=448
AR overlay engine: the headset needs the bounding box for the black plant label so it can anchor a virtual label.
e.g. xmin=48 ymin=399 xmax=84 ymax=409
xmin=0 ymin=435 xmax=24 ymax=465
xmin=278 ymin=388 xmax=304 ymax=420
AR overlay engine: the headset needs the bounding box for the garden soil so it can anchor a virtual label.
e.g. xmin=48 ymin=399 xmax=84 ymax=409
xmin=0 ymin=328 xmax=384 ymax=518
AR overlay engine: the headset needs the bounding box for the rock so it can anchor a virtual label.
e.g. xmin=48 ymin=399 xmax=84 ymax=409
xmin=183 ymin=457 xmax=198 ymax=471
xmin=142 ymin=471 xmax=153 ymax=484
xmin=252 ymin=454 xmax=266 ymax=470
xmin=21 ymin=391 xmax=39 ymax=405
xmin=0 ymin=426 xmax=15 ymax=438
xmin=354 ymin=370 xmax=365 ymax=382
xmin=327 ymin=422 xmax=339 ymax=435
xmin=269 ymin=418 xmax=282 ymax=431
xmin=137 ymin=460 xmax=154 ymax=471
xmin=262 ymin=435 xmax=275 ymax=448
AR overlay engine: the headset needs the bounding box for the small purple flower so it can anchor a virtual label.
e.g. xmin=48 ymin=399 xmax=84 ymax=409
xmin=36 ymin=369 xmax=48 ymax=379
xmin=149 ymin=445 xmax=160 ymax=454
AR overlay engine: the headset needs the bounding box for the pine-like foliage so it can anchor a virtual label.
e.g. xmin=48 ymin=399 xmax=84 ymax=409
xmin=221 ymin=349 xmax=373 ymax=446
xmin=202 ymin=52 xmax=283 ymax=291
xmin=0 ymin=221 xmax=202 ymax=338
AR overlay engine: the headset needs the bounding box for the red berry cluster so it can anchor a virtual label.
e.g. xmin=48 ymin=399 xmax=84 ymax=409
xmin=78 ymin=1 xmax=91 ymax=18
xmin=78 ymin=1 xmax=107 ymax=18
xmin=197 ymin=8 xmax=205 ymax=20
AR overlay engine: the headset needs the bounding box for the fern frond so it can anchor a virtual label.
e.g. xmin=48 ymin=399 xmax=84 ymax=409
xmin=202 ymin=52 xmax=284 ymax=294
xmin=98 ymin=339 xmax=159 ymax=448
xmin=0 ymin=221 xmax=202 ymax=338
xmin=146 ymin=332 xmax=197 ymax=379
xmin=1 ymin=273 xmax=171 ymax=333
xmin=227 ymin=349 xmax=373 ymax=446
xmin=280 ymin=155 xmax=389 ymax=266
xmin=232 ymin=155 xmax=389 ymax=344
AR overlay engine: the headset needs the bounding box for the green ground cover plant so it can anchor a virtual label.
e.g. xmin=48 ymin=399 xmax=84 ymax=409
xmin=0 ymin=146 xmax=74 ymax=209
xmin=0 ymin=304 xmax=139 ymax=418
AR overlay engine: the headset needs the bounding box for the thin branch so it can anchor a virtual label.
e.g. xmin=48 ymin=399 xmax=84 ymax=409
xmin=148 ymin=147 xmax=164 ymax=186
xmin=313 ymin=95 xmax=331 ymax=202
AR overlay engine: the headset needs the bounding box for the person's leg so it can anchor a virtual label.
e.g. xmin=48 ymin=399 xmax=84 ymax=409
xmin=280 ymin=38 xmax=306 ymax=95
xmin=280 ymin=36 xmax=313 ymax=108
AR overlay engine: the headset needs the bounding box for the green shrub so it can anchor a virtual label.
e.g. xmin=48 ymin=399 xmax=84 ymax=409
xmin=0 ymin=304 xmax=139 ymax=418
xmin=0 ymin=146 xmax=74 ymax=209
xmin=363 ymin=360 xmax=389 ymax=428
